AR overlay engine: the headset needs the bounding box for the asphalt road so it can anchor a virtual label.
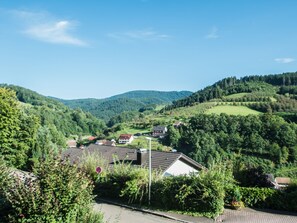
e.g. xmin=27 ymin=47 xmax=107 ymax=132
xmin=94 ymin=202 xmax=178 ymax=223
xmin=217 ymin=208 xmax=297 ymax=223
xmin=94 ymin=201 xmax=297 ymax=223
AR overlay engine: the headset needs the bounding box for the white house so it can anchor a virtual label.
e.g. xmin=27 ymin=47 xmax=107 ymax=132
xmin=118 ymin=134 xmax=134 ymax=144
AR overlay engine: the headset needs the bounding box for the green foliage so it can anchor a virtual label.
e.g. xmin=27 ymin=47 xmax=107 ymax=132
xmin=95 ymin=161 xmax=234 ymax=218
xmin=165 ymin=72 xmax=297 ymax=110
xmin=238 ymin=187 xmax=278 ymax=207
xmin=59 ymin=90 xmax=192 ymax=122
xmin=0 ymin=88 xmax=21 ymax=165
xmin=0 ymin=158 xmax=13 ymax=222
xmin=2 ymin=155 xmax=102 ymax=223
xmin=0 ymin=88 xmax=40 ymax=168
xmin=80 ymin=151 xmax=110 ymax=182
xmin=205 ymin=105 xmax=261 ymax=115
xmin=96 ymin=159 xmax=162 ymax=204
xmin=176 ymin=114 xmax=297 ymax=171
xmin=0 ymin=85 xmax=106 ymax=169
xmin=107 ymin=111 xmax=139 ymax=127
xmin=152 ymin=165 xmax=233 ymax=218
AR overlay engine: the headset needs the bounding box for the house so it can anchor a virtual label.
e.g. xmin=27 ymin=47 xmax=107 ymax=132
xmin=118 ymin=134 xmax=134 ymax=144
xmin=88 ymin=136 xmax=96 ymax=141
xmin=173 ymin=121 xmax=184 ymax=128
xmin=152 ymin=126 xmax=168 ymax=137
xmin=95 ymin=139 xmax=116 ymax=147
xmin=63 ymin=144 xmax=205 ymax=177
xmin=275 ymin=177 xmax=291 ymax=189
xmin=66 ymin=140 xmax=77 ymax=148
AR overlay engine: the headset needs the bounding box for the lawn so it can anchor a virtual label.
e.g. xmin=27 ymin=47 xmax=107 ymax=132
xmin=205 ymin=105 xmax=261 ymax=116
xmin=225 ymin=93 xmax=250 ymax=99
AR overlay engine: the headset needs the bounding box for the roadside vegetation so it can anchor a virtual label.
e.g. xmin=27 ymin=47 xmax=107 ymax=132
xmin=80 ymin=153 xmax=297 ymax=218
xmin=0 ymin=155 xmax=103 ymax=223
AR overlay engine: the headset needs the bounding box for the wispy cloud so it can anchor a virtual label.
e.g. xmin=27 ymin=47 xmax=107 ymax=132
xmin=10 ymin=10 xmax=87 ymax=46
xmin=274 ymin=58 xmax=295 ymax=64
xmin=205 ymin=26 xmax=219 ymax=39
xmin=108 ymin=28 xmax=170 ymax=41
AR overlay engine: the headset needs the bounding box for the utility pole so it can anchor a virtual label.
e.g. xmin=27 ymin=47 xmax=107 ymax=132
xmin=146 ymin=137 xmax=152 ymax=205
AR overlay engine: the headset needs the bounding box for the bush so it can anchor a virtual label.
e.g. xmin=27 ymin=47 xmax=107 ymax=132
xmin=96 ymin=159 xmax=162 ymax=204
xmin=95 ymin=162 xmax=234 ymax=218
xmin=151 ymin=165 xmax=233 ymax=218
xmin=80 ymin=151 xmax=110 ymax=182
xmin=239 ymin=187 xmax=278 ymax=207
xmin=0 ymin=158 xmax=13 ymax=222
xmin=236 ymin=186 xmax=297 ymax=212
xmin=2 ymin=155 xmax=103 ymax=223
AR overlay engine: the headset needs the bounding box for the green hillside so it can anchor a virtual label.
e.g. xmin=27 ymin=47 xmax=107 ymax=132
xmin=97 ymin=73 xmax=297 ymax=182
xmin=205 ymin=105 xmax=261 ymax=115
xmin=57 ymin=90 xmax=192 ymax=122
xmin=165 ymin=72 xmax=297 ymax=109
xmin=0 ymin=84 xmax=106 ymax=167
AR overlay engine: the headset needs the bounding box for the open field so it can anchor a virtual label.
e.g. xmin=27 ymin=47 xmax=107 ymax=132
xmin=205 ymin=105 xmax=261 ymax=115
xmin=225 ymin=93 xmax=250 ymax=99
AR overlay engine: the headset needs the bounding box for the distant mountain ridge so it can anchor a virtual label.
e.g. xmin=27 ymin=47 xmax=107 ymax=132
xmin=56 ymin=90 xmax=193 ymax=122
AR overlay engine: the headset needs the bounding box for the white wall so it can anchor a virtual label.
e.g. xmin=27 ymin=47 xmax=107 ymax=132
xmin=163 ymin=159 xmax=198 ymax=177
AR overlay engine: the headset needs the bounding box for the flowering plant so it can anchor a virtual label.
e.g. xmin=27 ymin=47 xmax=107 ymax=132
xmin=231 ymin=187 xmax=244 ymax=210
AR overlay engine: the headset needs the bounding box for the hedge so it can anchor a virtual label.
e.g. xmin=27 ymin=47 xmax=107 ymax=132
xmin=239 ymin=186 xmax=297 ymax=212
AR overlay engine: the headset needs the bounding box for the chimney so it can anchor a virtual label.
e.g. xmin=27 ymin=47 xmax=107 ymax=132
xmin=137 ymin=148 xmax=147 ymax=165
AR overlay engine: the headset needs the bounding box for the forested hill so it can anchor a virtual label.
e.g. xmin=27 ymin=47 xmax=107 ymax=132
xmin=108 ymin=90 xmax=192 ymax=102
xmin=57 ymin=90 xmax=192 ymax=122
xmin=0 ymin=84 xmax=106 ymax=168
xmin=165 ymin=72 xmax=297 ymax=110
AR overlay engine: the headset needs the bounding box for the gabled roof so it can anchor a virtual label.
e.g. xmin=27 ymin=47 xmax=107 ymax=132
xmin=62 ymin=144 xmax=204 ymax=174
xmin=153 ymin=126 xmax=167 ymax=131
xmin=119 ymin=134 xmax=133 ymax=140
xmin=275 ymin=177 xmax=291 ymax=185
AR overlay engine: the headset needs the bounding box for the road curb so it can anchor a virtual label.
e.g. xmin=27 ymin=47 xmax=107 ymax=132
xmin=96 ymin=198 xmax=194 ymax=223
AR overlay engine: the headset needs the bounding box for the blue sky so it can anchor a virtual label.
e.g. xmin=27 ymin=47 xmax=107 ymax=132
xmin=0 ymin=0 xmax=297 ymax=99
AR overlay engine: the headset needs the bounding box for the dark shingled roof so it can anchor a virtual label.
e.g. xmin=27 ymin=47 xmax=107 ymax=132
xmin=153 ymin=126 xmax=167 ymax=131
xmin=62 ymin=144 xmax=204 ymax=174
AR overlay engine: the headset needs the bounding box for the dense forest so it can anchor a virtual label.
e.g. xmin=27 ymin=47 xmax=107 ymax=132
xmin=0 ymin=85 xmax=106 ymax=168
xmin=57 ymin=90 xmax=192 ymax=122
xmin=165 ymin=113 xmax=297 ymax=175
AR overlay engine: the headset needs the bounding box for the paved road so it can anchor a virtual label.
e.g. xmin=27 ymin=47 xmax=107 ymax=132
xmin=217 ymin=208 xmax=297 ymax=223
xmin=94 ymin=202 xmax=178 ymax=223
xmin=94 ymin=201 xmax=297 ymax=223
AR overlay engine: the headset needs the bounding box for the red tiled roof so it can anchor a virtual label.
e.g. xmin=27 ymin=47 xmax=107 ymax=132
xmin=88 ymin=136 xmax=96 ymax=141
xmin=119 ymin=134 xmax=132 ymax=140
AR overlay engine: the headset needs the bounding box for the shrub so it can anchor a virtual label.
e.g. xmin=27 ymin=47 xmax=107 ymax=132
xmin=237 ymin=186 xmax=297 ymax=212
xmin=239 ymin=187 xmax=277 ymax=207
xmin=151 ymin=165 xmax=233 ymax=218
xmin=95 ymin=162 xmax=235 ymax=218
xmin=3 ymin=155 xmax=103 ymax=223
xmin=0 ymin=158 xmax=13 ymax=222
xmin=96 ymin=158 xmax=162 ymax=204
xmin=80 ymin=151 xmax=110 ymax=182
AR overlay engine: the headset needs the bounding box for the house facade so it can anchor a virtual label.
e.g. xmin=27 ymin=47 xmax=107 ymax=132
xmin=118 ymin=134 xmax=134 ymax=144
xmin=152 ymin=126 xmax=168 ymax=137
xmin=95 ymin=139 xmax=116 ymax=147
